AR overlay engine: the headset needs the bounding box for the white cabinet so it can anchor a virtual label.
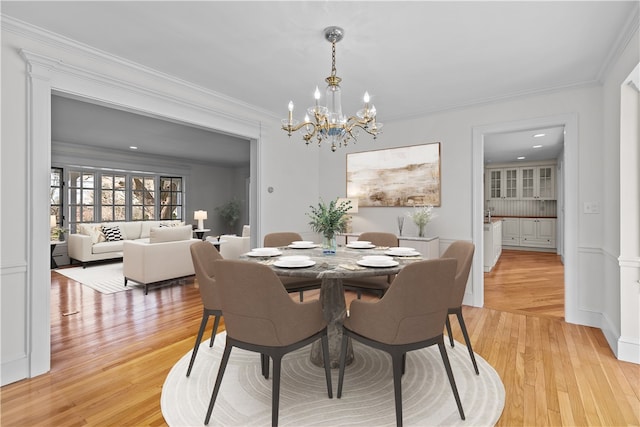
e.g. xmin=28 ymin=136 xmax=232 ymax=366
xmin=486 ymin=167 xmax=519 ymax=200
xmin=501 ymin=218 xmax=520 ymax=246
xmin=483 ymin=220 xmax=502 ymax=272
xmin=520 ymin=218 xmax=556 ymax=248
xmin=520 ymin=165 xmax=555 ymax=200
xmin=398 ymin=236 xmax=440 ymax=259
xmin=485 ymin=163 xmax=556 ymax=201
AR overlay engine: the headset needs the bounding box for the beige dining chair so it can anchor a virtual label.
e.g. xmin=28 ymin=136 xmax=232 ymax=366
xmin=205 ymin=259 xmax=333 ymax=427
xmin=337 ymin=258 xmax=465 ymax=426
xmin=343 ymin=231 xmax=399 ymax=299
xmin=441 ymin=240 xmax=479 ymax=374
xmin=264 ymin=232 xmax=322 ymax=301
xmin=187 ymin=241 xmax=223 ymax=377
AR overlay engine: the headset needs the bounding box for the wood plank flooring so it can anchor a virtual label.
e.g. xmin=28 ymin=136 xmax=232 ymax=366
xmin=485 ymin=249 xmax=565 ymax=319
xmin=1 ymin=254 xmax=638 ymax=426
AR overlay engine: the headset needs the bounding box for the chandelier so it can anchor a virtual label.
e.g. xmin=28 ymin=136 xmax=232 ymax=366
xmin=281 ymin=26 xmax=383 ymax=152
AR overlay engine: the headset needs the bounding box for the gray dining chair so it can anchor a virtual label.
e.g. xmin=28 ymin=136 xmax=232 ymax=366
xmin=337 ymin=258 xmax=465 ymax=426
xmin=442 ymin=240 xmax=479 ymax=374
xmin=264 ymin=232 xmax=322 ymax=301
xmin=187 ymin=241 xmax=223 ymax=377
xmin=343 ymin=231 xmax=399 ymax=299
xmin=205 ymin=259 xmax=332 ymax=427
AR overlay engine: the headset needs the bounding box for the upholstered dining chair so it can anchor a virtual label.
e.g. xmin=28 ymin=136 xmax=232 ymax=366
xmin=343 ymin=231 xmax=399 ymax=299
xmin=205 ymin=259 xmax=333 ymax=427
xmin=187 ymin=241 xmax=224 ymax=377
xmin=264 ymin=232 xmax=322 ymax=301
xmin=441 ymin=240 xmax=479 ymax=374
xmin=337 ymin=258 xmax=465 ymax=426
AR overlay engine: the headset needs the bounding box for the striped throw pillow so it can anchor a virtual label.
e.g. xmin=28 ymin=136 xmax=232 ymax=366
xmin=101 ymin=225 xmax=123 ymax=242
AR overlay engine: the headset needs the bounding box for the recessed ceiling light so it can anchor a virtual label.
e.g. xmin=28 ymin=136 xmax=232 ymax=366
xmin=533 ymin=133 xmax=545 ymax=138
xmin=129 ymin=146 xmax=138 ymax=150
xmin=517 ymin=156 xmax=526 ymax=160
xmin=532 ymin=144 xmax=543 ymax=148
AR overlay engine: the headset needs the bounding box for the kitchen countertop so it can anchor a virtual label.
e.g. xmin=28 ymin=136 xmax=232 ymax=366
xmin=484 ymin=215 xmax=557 ymax=224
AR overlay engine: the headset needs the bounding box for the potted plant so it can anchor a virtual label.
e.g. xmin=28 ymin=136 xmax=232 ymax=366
xmin=406 ymin=205 xmax=434 ymax=237
xmin=215 ymin=198 xmax=241 ymax=234
xmin=307 ymin=199 xmax=352 ymax=254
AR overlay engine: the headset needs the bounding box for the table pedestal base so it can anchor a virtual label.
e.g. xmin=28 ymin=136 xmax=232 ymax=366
xmin=310 ymin=278 xmax=354 ymax=368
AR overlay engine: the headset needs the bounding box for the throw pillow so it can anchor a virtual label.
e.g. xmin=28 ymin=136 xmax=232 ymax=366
xmin=101 ymin=225 xmax=123 ymax=242
xmin=78 ymin=223 xmax=106 ymax=244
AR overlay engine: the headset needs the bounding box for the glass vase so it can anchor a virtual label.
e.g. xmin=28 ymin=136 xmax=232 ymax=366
xmin=322 ymin=234 xmax=337 ymax=255
xmin=418 ymin=223 xmax=425 ymax=238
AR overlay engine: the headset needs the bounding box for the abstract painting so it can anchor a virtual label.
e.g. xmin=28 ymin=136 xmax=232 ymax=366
xmin=346 ymin=143 xmax=441 ymax=207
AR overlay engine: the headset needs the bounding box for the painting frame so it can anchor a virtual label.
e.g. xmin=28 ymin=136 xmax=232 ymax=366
xmin=346 ymin=142 xmax=441 ymax=207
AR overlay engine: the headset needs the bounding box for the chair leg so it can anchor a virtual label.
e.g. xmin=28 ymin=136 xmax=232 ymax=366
xmin=186 ymin=310 xmax=210 ymax=377
xmin=456 ymin=310 xmax=479 ymax=375
xmin=299 ymin=291 xmax=304 ymax=302
xmin=337 ymin=333 xmax=349 ymax=398
xmin=205 ymin=343 xmax=233 ymax=425
xmin=445 ymin=315 xmax=454 ymax=348
xmin=356 ymin=290 xmax=362 ymax=299
xmin=437 ymin=341 xmax=465 ymax=420
xmin=401 ymin=352 xmax=406 ymax=375
xmin=261 ymin=353 xmax=270 ymax=379
xmin=321 ymin=333 xmax=333 ymax=398
xmin=392 ymin=353 xmax=404 ymax=427
xmin=209 ymin=315 xmax=221 ymax=347
xmin=272 ymin=356 xmax=282 ymax=427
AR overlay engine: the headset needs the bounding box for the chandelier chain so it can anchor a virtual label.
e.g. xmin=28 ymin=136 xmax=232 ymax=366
xmin=331 ymin=42 xmax=337 ymax=78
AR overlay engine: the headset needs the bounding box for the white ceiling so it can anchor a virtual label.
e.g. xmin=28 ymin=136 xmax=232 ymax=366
xmin=3 ymin=1 xmax=637 ymax=164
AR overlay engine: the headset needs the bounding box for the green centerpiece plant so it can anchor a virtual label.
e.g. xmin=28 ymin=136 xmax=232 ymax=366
xmin=307 ymin=199 xmax=352 ymax=254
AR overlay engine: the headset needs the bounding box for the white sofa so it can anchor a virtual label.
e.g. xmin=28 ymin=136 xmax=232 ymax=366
xmin=68 ymin=220 xmax=186 ymax=267
xmin=123 ymin=225 xmax=198 ymax=294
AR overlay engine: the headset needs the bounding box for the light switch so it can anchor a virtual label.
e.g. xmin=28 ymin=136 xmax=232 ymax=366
xmin=583 ymin=202 xmax=600 ymax=214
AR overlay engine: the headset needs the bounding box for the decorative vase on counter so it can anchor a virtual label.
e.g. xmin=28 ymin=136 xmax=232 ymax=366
xmin=418 ymin=223 xmax=425 ymax=238
xmin=322 ymin=234 xmax=337 ymax=255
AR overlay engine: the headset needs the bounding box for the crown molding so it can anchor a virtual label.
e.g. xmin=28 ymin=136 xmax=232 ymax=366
xmin=2 ymin=15 xmax=279 ymax=122
xmin=596 ymin=3 xmax=640 ymax=83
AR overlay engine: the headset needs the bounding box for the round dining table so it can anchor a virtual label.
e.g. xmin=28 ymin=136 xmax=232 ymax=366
xmin=241 ymin=245 xmax=424 ymax=368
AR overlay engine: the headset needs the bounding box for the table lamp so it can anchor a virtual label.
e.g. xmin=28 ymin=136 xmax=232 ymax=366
xmin=194 ymin=210 xmax=207 ymax=230
xmin=50 ymin=215 xmax=57 ymax=228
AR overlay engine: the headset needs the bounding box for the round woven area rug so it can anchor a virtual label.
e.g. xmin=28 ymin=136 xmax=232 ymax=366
xmin=161 ymin=332 xmax=504 ymax=426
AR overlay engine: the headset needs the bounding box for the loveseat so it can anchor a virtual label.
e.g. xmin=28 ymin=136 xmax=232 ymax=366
xmin=68 ymin=220 xmax=187 ymax=267
xmin=123 ymin=225 xmax=198 ymax=294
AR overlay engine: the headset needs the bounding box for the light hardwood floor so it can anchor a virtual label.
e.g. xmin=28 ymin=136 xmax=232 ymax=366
xmin=1 ymin=255 xmax=638 ymax=426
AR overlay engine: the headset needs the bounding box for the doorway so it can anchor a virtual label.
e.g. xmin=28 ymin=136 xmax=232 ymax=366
xmin=471 ymin=114 xmax=579 ymax=323
xmin=482 ymin=126 xmax=565 ymax=318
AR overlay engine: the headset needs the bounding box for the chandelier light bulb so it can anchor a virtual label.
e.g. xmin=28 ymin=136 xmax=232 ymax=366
xmin=363 ymin=91 xmax=370 ymax=104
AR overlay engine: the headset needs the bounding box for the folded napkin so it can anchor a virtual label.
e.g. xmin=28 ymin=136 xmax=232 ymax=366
xmin=375 ymin=246 xmax=390 ymax=250
xmin=339 ymin=264 xmax=366 ymax=271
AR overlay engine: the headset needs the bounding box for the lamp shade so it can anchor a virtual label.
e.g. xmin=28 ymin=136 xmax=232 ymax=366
xmin=50 ymin=215 xmax=57 ymax=228
xmin=337 ymin=198 xmax=358 ymax=214
xmin=194 ymin=210 xmax=207 ymax=230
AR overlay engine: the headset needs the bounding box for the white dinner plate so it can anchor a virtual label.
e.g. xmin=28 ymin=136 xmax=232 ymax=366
xmin=288 ymin=243 xmax=318 ymax=249
xmin=346 ymin=243 xmax=376 ymax=249
xmin=385 ymin=250 xmax=421 ymax=257
xmin=274 ymin=259 xmax=316 ymax=268
xmin=247 ymin=250 xmax=282 ymax=257
xmin=357 ymin=259 xmax=399 ymax=268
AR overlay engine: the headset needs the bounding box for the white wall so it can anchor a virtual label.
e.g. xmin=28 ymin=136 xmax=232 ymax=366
xmin=602 ymin=27 xmax=640 ymax=363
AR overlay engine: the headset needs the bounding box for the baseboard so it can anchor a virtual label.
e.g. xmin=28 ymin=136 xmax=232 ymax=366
xmin=617 ymin=337 xmax=640 ymax=364
xmin=502 ymin=245 xmax=557 ymax=253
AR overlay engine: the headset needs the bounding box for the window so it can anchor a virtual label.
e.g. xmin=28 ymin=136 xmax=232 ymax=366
xmin=159 ymin=177 xmax=183 ymax=220
xmin=68 ymin=171 xmax=95 ymax=231
xmin=63 ymin=169 xmax=183 ymax=228
xmin=101 ymin=173 xmax=127 ymax=221
xmin=131 ymin=176 xmax=156 ymax=220
xmin=50 ymin=168 xmax=63 ymax=225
